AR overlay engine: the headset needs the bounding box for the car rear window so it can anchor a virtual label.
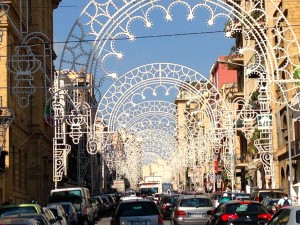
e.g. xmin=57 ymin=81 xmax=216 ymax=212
xmin=180 ymin=198 xmax=212 ymax=207
xmin=117 ymin=202 xmax=159 ymax=216
xmin=50 ymin=191 xmax=83 ymax=204
xmin=260 ymin=192 xmax=283 ymax=199
xmin=226 ymin=203 xmax=264 ymax=213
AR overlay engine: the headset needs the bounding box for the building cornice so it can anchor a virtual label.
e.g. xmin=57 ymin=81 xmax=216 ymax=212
xmin=52 ymin=0 xmax=62 ymax=9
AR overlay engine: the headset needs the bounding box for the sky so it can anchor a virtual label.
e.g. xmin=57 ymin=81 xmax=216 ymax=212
xmin=53 ymin=0 xmax=235 ymax=79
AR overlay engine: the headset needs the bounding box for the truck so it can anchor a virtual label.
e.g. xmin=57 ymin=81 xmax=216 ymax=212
xmin=112 ymin=179 xmax=126 ymax=193
xmin=139 ymin=176 xmax=162 ymax=197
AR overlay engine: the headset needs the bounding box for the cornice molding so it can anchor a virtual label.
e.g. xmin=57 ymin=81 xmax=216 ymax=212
xmin=52 ymin=0 xmax=62 ymax=9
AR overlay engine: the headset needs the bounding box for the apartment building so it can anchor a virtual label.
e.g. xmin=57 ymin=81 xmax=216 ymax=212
xmin=0 ymin=0 xmax=60 ymax=203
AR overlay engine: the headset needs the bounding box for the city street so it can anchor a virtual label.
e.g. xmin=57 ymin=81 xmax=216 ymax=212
xmin=95 ymin=217 xmax=172 ymax=225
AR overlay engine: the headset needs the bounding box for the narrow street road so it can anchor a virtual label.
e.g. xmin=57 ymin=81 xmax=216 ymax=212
xmin=95 ymin=217 xmax=172 ymax=225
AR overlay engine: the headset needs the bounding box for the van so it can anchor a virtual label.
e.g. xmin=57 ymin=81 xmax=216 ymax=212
xmin=49 ymin=187 xmax=94 ymax=225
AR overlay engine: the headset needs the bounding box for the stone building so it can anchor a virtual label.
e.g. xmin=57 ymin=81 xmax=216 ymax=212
xmin=222 ymin=0 xmax=300 ymax=195
xmin=0 ymin=0 xmax=61 ymax=203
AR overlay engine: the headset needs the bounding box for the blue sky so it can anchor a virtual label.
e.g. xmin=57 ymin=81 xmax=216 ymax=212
xmin=54 ymin=0 xmax=234 ymax=78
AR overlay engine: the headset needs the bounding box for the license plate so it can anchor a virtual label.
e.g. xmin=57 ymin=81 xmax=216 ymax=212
xmin=188 ymin=213 xmax=204 ymax=217
xmin=131 ymin=222 xmax=147 ymax=225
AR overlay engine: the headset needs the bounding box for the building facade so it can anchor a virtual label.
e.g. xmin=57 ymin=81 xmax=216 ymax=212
xmin=0 ymin=0 xmax=61 ymax=203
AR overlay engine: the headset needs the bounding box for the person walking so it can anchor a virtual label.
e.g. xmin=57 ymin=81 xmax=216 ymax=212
xmin=277 ymin=193 xmax=292 ymax=209
xmin=220 ymin=193 xmax=230 ymax=203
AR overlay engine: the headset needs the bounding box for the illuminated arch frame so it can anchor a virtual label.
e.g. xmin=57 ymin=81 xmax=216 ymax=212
xmin=54 ymin=0 xmax=300 ymax=187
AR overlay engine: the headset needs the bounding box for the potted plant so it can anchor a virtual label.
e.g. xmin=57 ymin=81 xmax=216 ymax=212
xmin=247 ymin=128 xmax=260 ymax=158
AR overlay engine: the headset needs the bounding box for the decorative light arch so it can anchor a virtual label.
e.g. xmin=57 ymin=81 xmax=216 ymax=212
xmin=55 ymin=0 xmax=300 ymax=188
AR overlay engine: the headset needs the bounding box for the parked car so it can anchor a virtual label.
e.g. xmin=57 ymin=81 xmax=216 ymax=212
xmin=106 ymin=194 xmax=117 ymax=210
xmin=49 ymin=187 xmax=94 ymax=225
xmin=111 ymin=198 xmax=164 ymax=225
xmin=90 ymin=197 xmax=100 ymax=221
xmin=206 ymin=200 xmax=272 ymax=225
xmin=92 ymin=196 xmax=106 ymax=217
xmin=257 ymin=205 xmax=300 ymax=225
xmin=0 ymin=217 xmax=41 ymax=225
xmin=51 ymin=202 xmax=79 ymax=225
xmin=250 ymin=189 xmax=285 ymax=202
xmin=43 ymin=207 xmax=63 ymax=225
xmin=158 ymin=194 xmax=182 ymax=219
xmin=47 ymin=204 xmax=69 ymax=225
xmin=1 ymin=212 xmax=59 ymax=225
xmin=261 ymin=198 xmax=279 ymax=214
xmin=0 ymin=203 xmax=44 ymax=216
xmin=170 ymin=194 xmax=214 ymax=225
xmin=100 ymin=195 xmax=114 ymax=216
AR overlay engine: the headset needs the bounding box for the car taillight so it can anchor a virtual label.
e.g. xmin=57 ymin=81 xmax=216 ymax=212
xmin=258 ymin=213 xmax=272 ymax=221
xmin=255 ymin=197 xmax=260 ymax=202
xmin=175 ymin=210 xmax=187 ymax=217
xmin=221 ymin=214 xmax=239 ymax=221
xmin=162 ymin=204 xmax=167 ymax=211
xmin=158 ymin=213 xmax=164 ymax=225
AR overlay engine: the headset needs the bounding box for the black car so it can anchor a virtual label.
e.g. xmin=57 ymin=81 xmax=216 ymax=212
xmin=158 ymin=194 xmax=181 ymax=219
xmin=206 ymin=200 xmax=272 ymax=225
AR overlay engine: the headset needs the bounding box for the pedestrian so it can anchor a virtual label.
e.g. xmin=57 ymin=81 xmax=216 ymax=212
xmin=220 ymin=193 xmax=230 ymax=203
xmin=277 ymin=193 xmax=292 ymax=209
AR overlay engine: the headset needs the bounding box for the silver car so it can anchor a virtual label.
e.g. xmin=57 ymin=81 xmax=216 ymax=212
xmin=170 ymin=195 xmax=214 ymax=225
xmin=259 ymin=205 xmax=300 ymax=225
xmin=112 ymin=199 xmax=164 ymax=225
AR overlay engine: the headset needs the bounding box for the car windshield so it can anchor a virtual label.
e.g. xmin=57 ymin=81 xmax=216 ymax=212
xmin=180 ymin=198 xmax=212 ymax=207
xmin=117 ymin=202 xmax=158 ymax=217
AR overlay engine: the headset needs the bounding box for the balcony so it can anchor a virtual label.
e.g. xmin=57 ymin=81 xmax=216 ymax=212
xmin=235 ymin=153 xmax=248 ymax=168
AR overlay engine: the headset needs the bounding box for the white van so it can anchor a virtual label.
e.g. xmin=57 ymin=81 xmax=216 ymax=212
xmin=49 ymin=187 xmax=94 ymax=225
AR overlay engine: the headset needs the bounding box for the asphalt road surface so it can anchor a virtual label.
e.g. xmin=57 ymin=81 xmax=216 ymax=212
xmin=95 ymin=217 xmax=172 ymax=225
